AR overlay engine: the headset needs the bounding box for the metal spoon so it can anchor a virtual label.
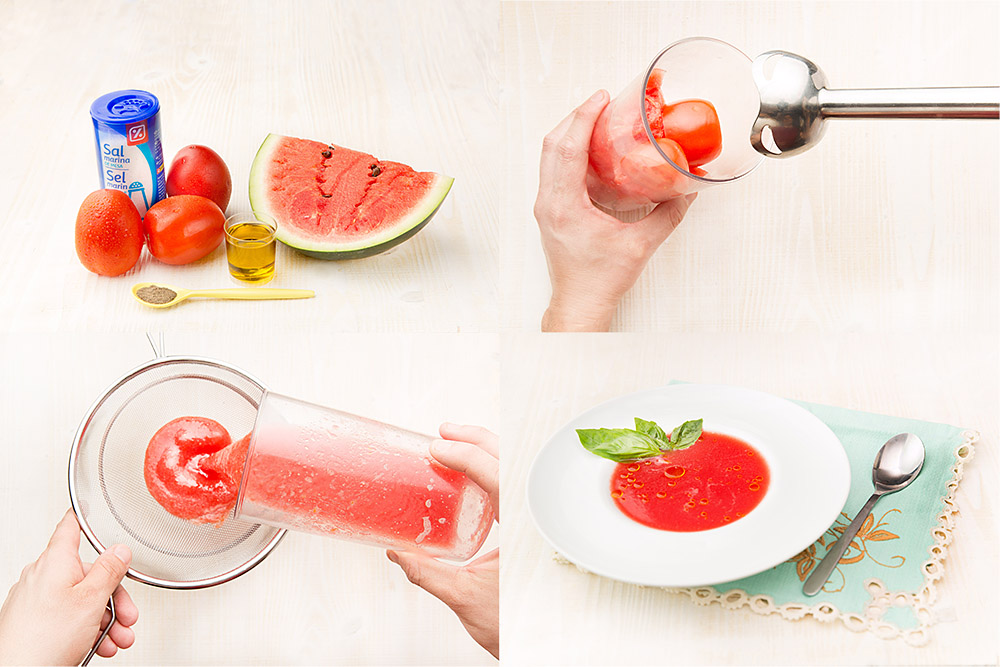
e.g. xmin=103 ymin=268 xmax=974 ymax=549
xmin=751 ymin=50 xmax=999 ymax=158
xmin=803 ymin=432 xmax=925 ymax=596
xmin=131 ymin=282 xmax=315 ymax=309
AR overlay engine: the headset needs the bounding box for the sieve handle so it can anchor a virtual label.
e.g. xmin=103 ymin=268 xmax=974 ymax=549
xmin=146 ymin=332 xmax=166 ymax=358
xmin=81 ymin=596 xmax=115 ymax=666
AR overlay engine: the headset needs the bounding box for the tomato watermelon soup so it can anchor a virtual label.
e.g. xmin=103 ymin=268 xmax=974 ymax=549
xmin=146 ymin=401 xmax=494 ymax=561
xmin=236 ymin=393 xmax=493 ymax=560
xmin=240 ymin=426 xmax=478 ymax=552
xmin=143 ymin=416 xmax=250 ymax=524
xmin=587 ymin=68 xmax=722 ymax=210
xmin=248 ymin=133 xmax=453 ymax=260
xmin=611 ymin=432 xmax=769 ymax=532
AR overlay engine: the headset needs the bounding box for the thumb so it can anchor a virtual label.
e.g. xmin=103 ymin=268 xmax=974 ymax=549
xmin=80 ymin=545 xmax=131 ymax=601
xmin=387 ymin=550 xmax=461 ymax=607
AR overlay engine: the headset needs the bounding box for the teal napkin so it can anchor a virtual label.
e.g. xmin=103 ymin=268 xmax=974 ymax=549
xmin=673 ymin=399 xmax=976 ymax=645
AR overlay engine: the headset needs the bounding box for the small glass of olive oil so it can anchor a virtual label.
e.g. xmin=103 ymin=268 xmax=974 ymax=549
xmin=225 ymin=213 xmax=277 ymax=284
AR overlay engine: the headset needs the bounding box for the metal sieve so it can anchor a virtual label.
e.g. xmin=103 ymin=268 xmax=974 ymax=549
xmin=68 ymin=343 xmax=285 ymax=591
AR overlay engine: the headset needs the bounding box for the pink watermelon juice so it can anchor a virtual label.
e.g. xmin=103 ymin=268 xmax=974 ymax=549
xmin=235 ymin=393 xmax=494 ymax=560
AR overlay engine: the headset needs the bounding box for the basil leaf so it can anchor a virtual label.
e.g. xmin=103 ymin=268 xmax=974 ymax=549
xmin=634 ymin=417 xmax=669 ymax=446
xmin=576 ymin=428 xmax=662 ymax=462
xmin=668 ymin=419 xmax=703 ymax=450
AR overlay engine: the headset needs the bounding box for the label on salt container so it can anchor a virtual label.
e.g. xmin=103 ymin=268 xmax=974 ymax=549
xmin=90 ymin=90 xmax=166 ymax=217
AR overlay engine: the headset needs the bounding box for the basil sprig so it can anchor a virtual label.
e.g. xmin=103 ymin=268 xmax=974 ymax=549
xmin=576 ymin=418 xmax=703 ymax=462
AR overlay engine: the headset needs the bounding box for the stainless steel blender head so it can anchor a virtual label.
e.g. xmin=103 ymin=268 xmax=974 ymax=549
xmin=68 ymin=353 xmax=285 ymax=590
xmin=751 ymin=50 xmax=1000 ymax=157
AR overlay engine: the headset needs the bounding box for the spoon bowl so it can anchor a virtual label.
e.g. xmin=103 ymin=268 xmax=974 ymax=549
xmin=872 ymin=432 xmax=925 ymax=492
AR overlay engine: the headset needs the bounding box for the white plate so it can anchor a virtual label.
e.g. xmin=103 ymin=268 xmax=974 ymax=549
xmin=527 ymin=384 xmax=851 ymax=587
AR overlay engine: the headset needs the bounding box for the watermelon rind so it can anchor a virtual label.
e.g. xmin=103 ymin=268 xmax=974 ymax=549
xmin=248 ymin=133 xmax=453 ymax=260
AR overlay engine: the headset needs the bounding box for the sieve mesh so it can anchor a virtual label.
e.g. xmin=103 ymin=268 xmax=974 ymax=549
xmin=69 ymin=357 xmax=285 ymax=589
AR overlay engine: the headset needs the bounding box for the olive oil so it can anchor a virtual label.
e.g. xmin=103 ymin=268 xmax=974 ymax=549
xmin=225 ymin=219 xmax=276 ymax=283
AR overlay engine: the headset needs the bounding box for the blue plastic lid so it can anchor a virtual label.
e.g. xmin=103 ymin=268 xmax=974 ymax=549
xmin=90 ymin=89 xmax=160 ymax=124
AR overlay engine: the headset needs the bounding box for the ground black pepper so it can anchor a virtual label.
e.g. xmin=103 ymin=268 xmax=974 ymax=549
xmin=136 ymin=285 xmax=178 ymax=305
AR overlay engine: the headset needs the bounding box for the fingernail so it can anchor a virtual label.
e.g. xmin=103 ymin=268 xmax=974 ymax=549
xmin=590 ymin=90 xmax=607 ymax=103
xmin=431 ymin=439 xmax=454 ymax=456
xmin=386 ymin=550 xmax=399 ymax=564
xmin=685 ymin=193 xmax=698 ymax=203
xmin=111 ymin=545 xmax=131 ymax=564
xmin=440 ymin=421 xmax=457 ymax=430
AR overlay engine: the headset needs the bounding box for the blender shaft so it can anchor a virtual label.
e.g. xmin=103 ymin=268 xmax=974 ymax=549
xmin=818 ymin=86 xmax=999 ymax=118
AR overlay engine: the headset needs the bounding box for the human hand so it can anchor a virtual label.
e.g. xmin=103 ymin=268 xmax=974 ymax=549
xmin=387 ymin=423 xmax=499 ymax=659
xmin=0 ymin=510 xmax=139 ymax=665
xmin=534 ymin=90 xmax=698 ymax=331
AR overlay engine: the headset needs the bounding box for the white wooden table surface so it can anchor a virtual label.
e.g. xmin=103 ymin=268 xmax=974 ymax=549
xmin=0 ymin=0 xmax=498 ymax=333
xmin=0 ymin=332 xmax=498 ymax=665
xmin=500 ymin=1 xmax=999 ymax=332
xmin=500 ymin=332 xmax=997 ymax=665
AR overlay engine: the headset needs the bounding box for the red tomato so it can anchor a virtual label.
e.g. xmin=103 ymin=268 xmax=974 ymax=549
xmin=144 ymin=195 xmax=225 ymax=265
xmin=619 ymin=137 xmax=691 ymax=202
xmin=166 ymin=145 xmax=232 ymax=213
xmin=143 ymin=416 xmax=239 ymax=524
xmin=75 ymin=190 xmax=144 ymax=276
xmin=658 ymin=100 xmax=723 ymax=167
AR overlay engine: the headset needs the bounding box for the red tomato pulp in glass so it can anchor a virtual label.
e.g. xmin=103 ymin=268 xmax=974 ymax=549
xmin=587 ymin=68 xmax=722 ymax=209
xmin=640 ymin=71 xmax=722 ymax=168
xmin=610 ymin=432 xmax=769 ymax=532
xmin=143 ymin=417 xmax=249 ymax=524
xmin=242 ymin=426 xmax=474 ymax=549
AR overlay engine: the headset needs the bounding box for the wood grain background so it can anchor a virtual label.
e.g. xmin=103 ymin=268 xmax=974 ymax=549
xmin=501 ymin=1 xmax=999 ymax=332
xmin=500 ymin=332 xmax=997 ymax=665
xmin=0 ymin=0 xmax=498 ymax=333
xmin=1 ymin=0 xmax=997 ymax=664
xmin=0 ymin=332 xmax=499 ymax=665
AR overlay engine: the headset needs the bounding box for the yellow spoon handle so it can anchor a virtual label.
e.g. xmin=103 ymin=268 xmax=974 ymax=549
xmin=186 ymin=288 xmax=315 ymax=301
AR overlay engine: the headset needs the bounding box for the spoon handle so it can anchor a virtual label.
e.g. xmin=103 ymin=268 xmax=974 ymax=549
xmin=803 ymin=492 xmax=881 ymax=596
xmin=188 ymin=288 xmax=315 ymax=301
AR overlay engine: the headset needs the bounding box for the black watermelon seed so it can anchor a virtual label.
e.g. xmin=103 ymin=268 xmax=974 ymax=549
xmin=321 ymin=150 xmax=332 ymax=158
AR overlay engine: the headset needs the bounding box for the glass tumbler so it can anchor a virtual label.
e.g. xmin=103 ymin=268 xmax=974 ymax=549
xmin=225 ymin=213 xmax=277 ymax=284
xmin=587 ymin=37 xmax=764 ymax=211
xmin=235 ymin=392 xmax=495 ymax=560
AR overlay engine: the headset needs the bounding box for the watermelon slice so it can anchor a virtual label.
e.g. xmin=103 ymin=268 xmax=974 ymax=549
xmin=249 ymin=134 xmax=453 ymax=260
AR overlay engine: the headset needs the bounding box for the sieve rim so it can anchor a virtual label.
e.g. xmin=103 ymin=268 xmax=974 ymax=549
xmin=68 ymin=355 xmax=287 ymax=590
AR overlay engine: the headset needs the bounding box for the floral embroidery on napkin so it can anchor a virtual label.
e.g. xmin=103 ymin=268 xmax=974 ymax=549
xmin=788 ymin=510 xmax=905 ymax=593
